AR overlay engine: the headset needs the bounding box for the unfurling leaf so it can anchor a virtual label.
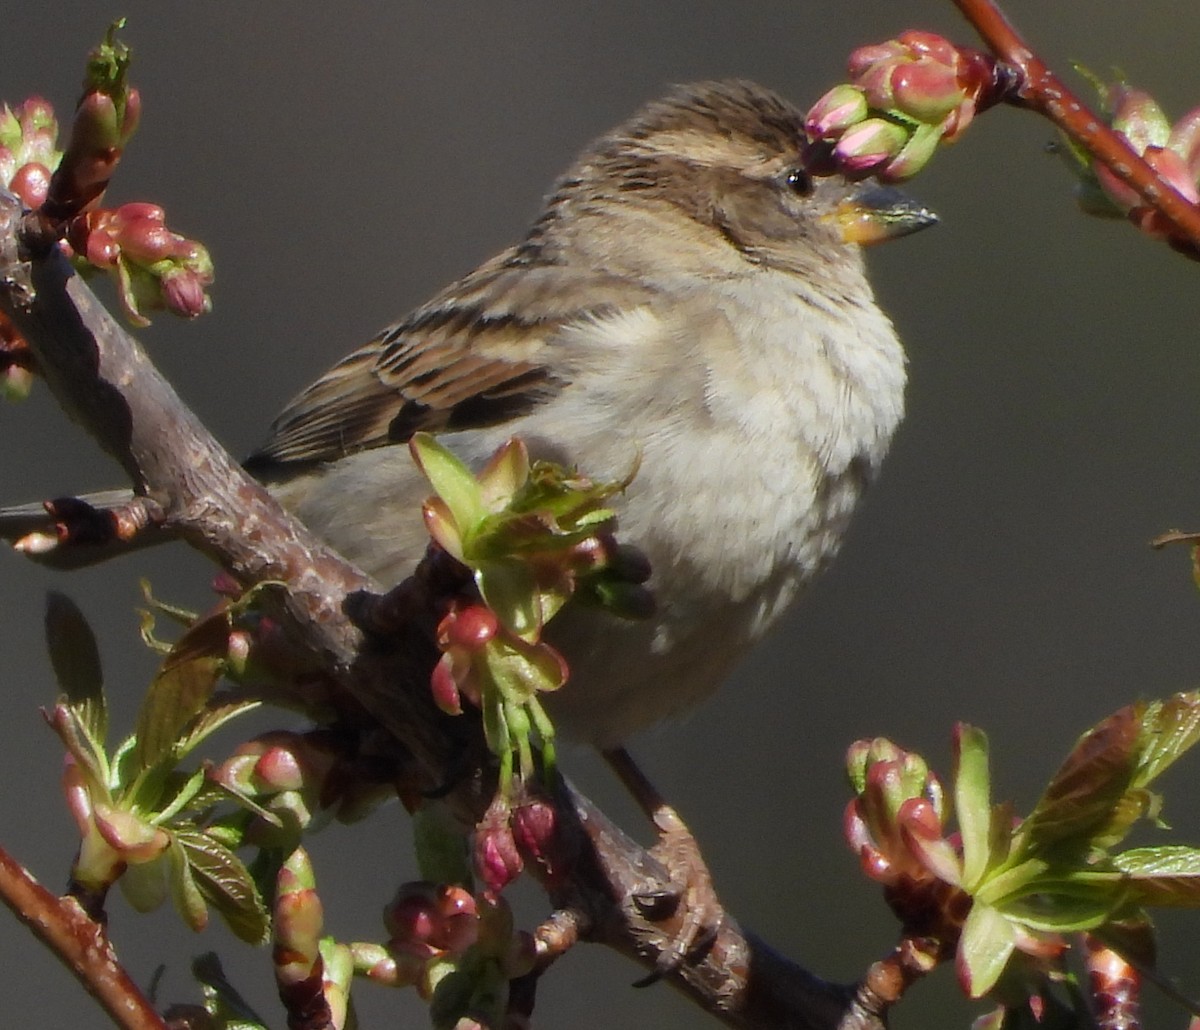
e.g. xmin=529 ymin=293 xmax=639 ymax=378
xmin=174 ymin=826 xmax=269 ymax=944
xmin=132 ymin=611 xmax=229 ymax=773
xmin=1131 ymin=692 xmax=1200 ymax=788
xmin=1113 ymin=845 xmax=1200 ymax=906
xmin=1018 ymin=706 xmax=1140 ymax=852
xmin=957 ymin=901 xmax=1016 ymax=998
xmin=954 ymin=723 xmax=991 ymax=889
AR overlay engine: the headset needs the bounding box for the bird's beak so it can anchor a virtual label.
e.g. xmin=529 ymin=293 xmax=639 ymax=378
xmin=826 ymin=183 xmax=938 ymax=246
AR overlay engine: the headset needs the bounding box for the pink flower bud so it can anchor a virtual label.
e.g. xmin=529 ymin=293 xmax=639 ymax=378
xmin=9 ymin=162 xmax=51 ymax=208
xmin=474 ymin=800 xmax=523 ymax=896
xmin=255 ymin=746 xmax=306 ymax=792
xmin=891 ymin=59 xmax=965 ymax=125
xmin=512 ymin=797 xmax=569 ymax=884
xmin=834 ymin=118 xmax=908 ymax=176
xmin=440 ymin=604 xmax=499 ymax=651
xmin=805 ymin=84 xmax=868 ymax=140
xmin=160 ymin=268 xmax=210 ymax=319
xmin=92 ymin=802 xmax=170 ymax=863
xmin=897 ymin=30 xmax=961 ymax=67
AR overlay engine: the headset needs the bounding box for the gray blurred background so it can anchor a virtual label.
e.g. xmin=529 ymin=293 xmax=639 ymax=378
xmin=3 ymin=3 xmax=1200 ymax=1027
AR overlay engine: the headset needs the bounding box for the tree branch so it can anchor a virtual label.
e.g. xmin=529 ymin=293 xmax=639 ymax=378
xmin=952 ymin=0 xmax=1200 ymax=255
xmin=0 ymin=842 xmax=165 ymax=1030
xmin=0 ymin=190 xmax=886 ymax=1028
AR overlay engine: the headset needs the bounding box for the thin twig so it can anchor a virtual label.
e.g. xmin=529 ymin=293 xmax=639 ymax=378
xmin=0 ymin=843 xmax=165 ymax=1030
xmin=951 ymin=0 xmax=1200 ymax=255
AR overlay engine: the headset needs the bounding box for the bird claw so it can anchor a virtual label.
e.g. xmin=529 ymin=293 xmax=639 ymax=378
xmin=639 ymin=807 xmax=724 ymax=979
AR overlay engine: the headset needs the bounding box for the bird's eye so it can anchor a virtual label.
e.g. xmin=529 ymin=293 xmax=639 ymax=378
xmin=784 ymin=168 xmax=813 ymax=197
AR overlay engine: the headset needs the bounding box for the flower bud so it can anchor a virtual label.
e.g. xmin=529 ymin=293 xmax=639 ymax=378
xmin=891 ymin=59 xmax=965 ymax=125
xmin=92 ymin=801 xmax=170 ymax=863
xmin=440 ymin=604 xmax=499 ymax=651
xmin=833 ymin=118 xmax=908 ymax=176
xmin=9 ymin=162 xmax=51 ymax=208
xmin=474 ymin=799 xmax=523 ymax=895
xmin=806 ymin=84 xmax=869 ymax=140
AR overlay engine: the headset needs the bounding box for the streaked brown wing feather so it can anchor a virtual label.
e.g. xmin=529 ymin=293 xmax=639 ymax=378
xmin=247 ymin=252 xmax=648 ymax=469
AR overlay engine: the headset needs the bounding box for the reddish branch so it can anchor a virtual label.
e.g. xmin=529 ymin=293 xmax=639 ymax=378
xmin=953 ymin=0 xmax=1200 ymax=255
xmin=0 ymin=842 xmax=165 ymax=1030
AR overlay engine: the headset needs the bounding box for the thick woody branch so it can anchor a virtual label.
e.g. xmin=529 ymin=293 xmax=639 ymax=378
xmin=0 ymin=191 xmax=886 ymax=1029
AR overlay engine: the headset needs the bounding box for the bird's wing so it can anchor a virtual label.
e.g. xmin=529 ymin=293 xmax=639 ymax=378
xmin=246 ymin=252 xmax=652 ymax=470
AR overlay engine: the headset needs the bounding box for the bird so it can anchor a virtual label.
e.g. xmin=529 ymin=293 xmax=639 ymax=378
xmin=3 ymin=80 xmax=933 ymax=748
xmin=239 ymin=79 xmax=934 ymax=750
xmin=2 ymin=78 xmax=935 ymax=964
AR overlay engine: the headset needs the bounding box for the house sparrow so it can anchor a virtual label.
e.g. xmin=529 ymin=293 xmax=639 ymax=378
xmin=238 ymin=79 xmax=935 ymax=748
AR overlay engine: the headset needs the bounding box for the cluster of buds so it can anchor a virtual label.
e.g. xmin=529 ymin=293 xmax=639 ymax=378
xmin=211 ymin=731 xmax=337 ymax=846
xmin=472 ymin=791 xmax=568 ymax=897
xmin=60 ymin=746 xmax=170 ymax=898
xmin=431 ymin=602 xmax=565 ymax=720
xmin=845 ymin=738 xmax=963 ymax=922
xmin=211 ymin=729 xmax=392 ymax=847
xmin=472 ymin=792 xmax=571 ymax=893
xmin=806 ymin=31 xmax=1005 ymax=181
xmin=847 ymin=732 xmax=1067 ymax=1001
xmin=381 ymin=882 xmax=481 ymax=980
xmin=414 ymin=433 xmax=653 ymax=790
xmin=0 ymin=96 xmax=60 ymax=209
xmin=0 ymin=24 xmax=214 ymax=338
xmin=1071 ymin=81 xmax=1200 ymax=238
xmin=66 ymin=202 xmax=213 ymax=323
xmin=366 ymin=882 xmax=534 ymax=1013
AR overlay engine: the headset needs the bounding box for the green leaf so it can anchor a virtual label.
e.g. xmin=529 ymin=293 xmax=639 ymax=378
xmin=955 ymin=724 xmax=992 ymax=889
xmin=482 ymin=635 xmax=568 ymax=705
xmin=957 ymin=901 xmax=1016 ymax=998
xmin=1113 ymin=845 xmax=1200 ymax=906
xmin=166 ymin=831 xmax=209 ymax=932
xmin=45 ymin=592 xmax=108 ymax=745
xmin=410 ymin=432 xmax=486 ymax=532
xmin=1000 ymin=885 xmax=1118 ymax=932
xmin=1018 ymin=706 xmax=1140 ymax=853
xmin=44 ymin=703 xmax=109 ymax=794
xmin=154 ymin=765 xmax=209 ymax=824
xmin=477 ymin=436 xmax=530 ymax=510
xmin=174 ymin=826 xmax=269 ymax=944
xmin=173 ymin=698 xmax=261 ymax=761
xmin=1131 ymin=693 xmax=1200 ymax=789
xmin=475 ymin=558 xmax=543 ymax=639
xmin=132 ymin=612 xmax=229 ymax=774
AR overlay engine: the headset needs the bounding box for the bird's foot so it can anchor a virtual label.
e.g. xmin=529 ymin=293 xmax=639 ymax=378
xmin=604 ymin=747 xmax=725 ymax=981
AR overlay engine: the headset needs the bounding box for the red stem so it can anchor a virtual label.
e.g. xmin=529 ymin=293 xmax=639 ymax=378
xmin=952 ymin=0 xmax=1200 ymax=254
xmin=0 ymin=843 xmax=165 ymax=1030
